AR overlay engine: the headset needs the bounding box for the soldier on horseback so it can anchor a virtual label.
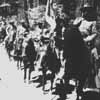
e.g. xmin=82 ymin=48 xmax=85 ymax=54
xmin=0 ymin=17 xmax=7 ymax=44
xmin=5 ymin=20 xmax=17 ymax=60
xmin=73 ymin=3 xmax=98 ymax=65
xmin=15 ymin=20 xmax=29 ymax=58
xmin=73 ymin=3 xmax=97 ymax=46
xmin=73 ymin=3 xmax=100 ymax=90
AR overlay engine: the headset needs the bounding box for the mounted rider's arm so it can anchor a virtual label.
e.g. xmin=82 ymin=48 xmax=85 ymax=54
xmin=73 ymin=17 xmax=84 ymax=26
xmin=83 ymin=33 xmax=97 ymax=42
xmin=83 ymin=22 xmax=97 ymax=42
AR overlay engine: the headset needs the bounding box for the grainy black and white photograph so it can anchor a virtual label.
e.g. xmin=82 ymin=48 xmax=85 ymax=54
xmin=0 ymin=0 xmax=100 ymax=100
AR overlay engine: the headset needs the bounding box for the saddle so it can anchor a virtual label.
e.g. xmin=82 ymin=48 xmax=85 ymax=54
xmin=54 ymin=36 xmax=64 ymax=50
xmin=41 ymin=36 xmax=50 ymax=44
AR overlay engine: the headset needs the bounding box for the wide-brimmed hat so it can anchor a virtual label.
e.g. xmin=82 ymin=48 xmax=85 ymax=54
xmin=9 ymin=19 xmax=15 ymax=24
xmin=20 ymin=19 xmax=25 ymax=24
xmin=80 ymin=3 xmax=94 ymax=12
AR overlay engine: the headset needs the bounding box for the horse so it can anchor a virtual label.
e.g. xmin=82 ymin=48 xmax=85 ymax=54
xmin=14 ymin=37 xmax=23 ymax=69
xmin=41 ymin=38 xmax=61 ymax=92
xmin=60 ymin=25 xmax=92 ymax=99
xmin=0 ymin=28 xmax=7 ymax=44
xmin=23 ymin=38 xmax=37 ymax=83
xmin=5 ymin=28 xmax=16 ymax=60
xmin=5 ymin=36 xmax=15 ymax=60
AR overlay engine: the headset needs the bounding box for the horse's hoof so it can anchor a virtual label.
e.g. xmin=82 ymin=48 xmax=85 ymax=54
xmin=17 ymin=67 xmax=19 ymax=70
xmin=28 ymin=81 xmax=31 ymax=84
xmin=21 ymin=67 xmax=24 ymax=70
xmin=43 ymin=89 xmax=50 ymax=94
xmin=24 ymin=80 xmax=26 ymax=83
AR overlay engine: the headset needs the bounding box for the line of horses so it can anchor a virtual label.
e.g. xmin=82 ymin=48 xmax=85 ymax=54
xmin=0 ymin=20 xmax=100 ymax=100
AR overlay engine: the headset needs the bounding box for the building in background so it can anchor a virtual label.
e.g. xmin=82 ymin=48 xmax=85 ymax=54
xmin=0 ymin=0 xmax=100 ymax=20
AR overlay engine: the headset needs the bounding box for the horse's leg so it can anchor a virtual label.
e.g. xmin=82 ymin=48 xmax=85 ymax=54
xmin=42 ymin=69 xmax=46 ymax=91
xmin=28 ymin=65 xmax=32 ymax=84
xmin=17 ymin=57 xmax=22 ymax=70
xmin=55 ymin=48 xmax=60 ymax=59
xmin=18 ymin=60 xmax=22 ymax=70
xmin=24 ymin=65 xmax=27 ymax=83
xmin=21 ymin=59 xmax=24 ymax=70
xmin=17 ymin=61 xmax=19 ymax=69
xmin=18 ymin=59 xmax=22 ymax=69
xmin=17 ymin=60 xmax=19 ymax=69
xmin=77 ymin=80 xmax=85 ymax=100
xmin=60 ymin=50 xmax=65 ymax=67
xmin=8 ymin=50 xmax=11 ymax=61
xmin=20 ymin=60 xmax=22 ymax=69
xmin=51 ymin=73 xmax=55 ymax=91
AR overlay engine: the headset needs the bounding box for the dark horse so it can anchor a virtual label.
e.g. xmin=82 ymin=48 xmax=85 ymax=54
xmin=5 ymin=31 xmax=16 ymax=60
xmin=60 ymin=26 xmax=92 ymax=99
xmin=0 ymin=28 xmax=7 ymax=43
xmin=23 ymin=38 xmax=37 ymax=83
xmin=41 ymin=39 xmax=61 ymax=92
xmin=14 ymin=38 xmax=23 ymax=69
